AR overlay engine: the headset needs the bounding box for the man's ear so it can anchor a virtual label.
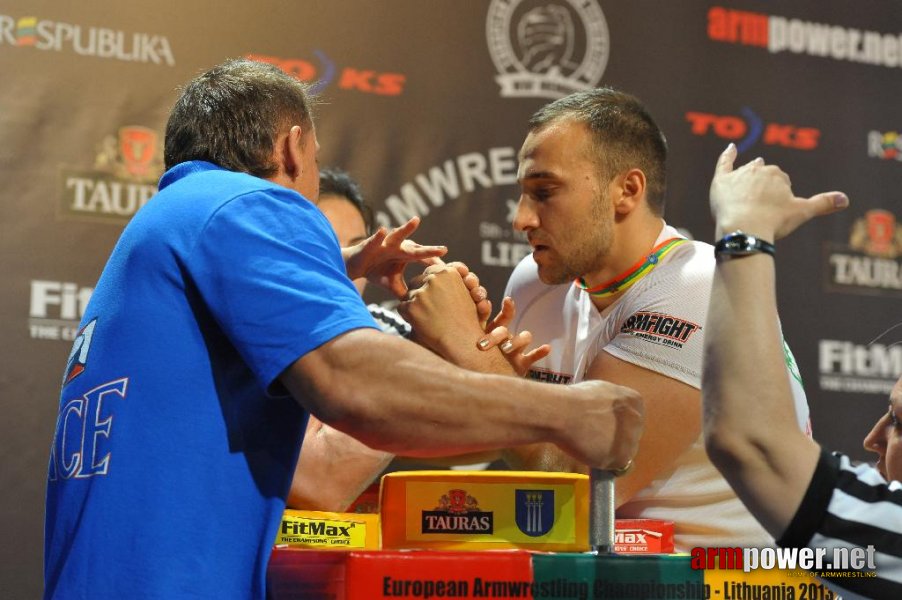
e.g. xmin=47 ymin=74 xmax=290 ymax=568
xmin=282 ymin=125 xmax=305 ymax=181
xmin=613 ymin=168 xmax=647 ymax=215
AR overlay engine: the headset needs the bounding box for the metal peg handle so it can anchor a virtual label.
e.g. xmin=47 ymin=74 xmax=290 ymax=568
xmin=589 ymin=468 xmax=615 ymax=554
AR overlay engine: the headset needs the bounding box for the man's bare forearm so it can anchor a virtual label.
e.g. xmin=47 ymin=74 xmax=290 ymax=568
xmin=288 ymin=417 xmax=392 ymax=511
xmin=281 ymin=328 xmax=641 ymax=469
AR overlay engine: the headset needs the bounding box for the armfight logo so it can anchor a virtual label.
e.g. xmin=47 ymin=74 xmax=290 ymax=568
xmin=824 ymin=209 xmax=902 ymax=297
xmin=708 ymin=6 xmax=902 ymax=70
xmin=620 ymin=312 xmax=701 ymax=350
xmin=60 ymin=126 xmax=163 ymax=224
xmin=247 ymin=52 xmax=405 ymax=96
xmin=29 ymin=280 xmax=93 ymax=342
xmin=486 ymin=0 xmax=608 ymax=99
xmin=0 ymin=14 xmax=174 ymax=65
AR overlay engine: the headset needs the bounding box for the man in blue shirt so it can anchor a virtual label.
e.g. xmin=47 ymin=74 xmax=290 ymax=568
xmin=44 ymin=59 xmax=643 ymax=599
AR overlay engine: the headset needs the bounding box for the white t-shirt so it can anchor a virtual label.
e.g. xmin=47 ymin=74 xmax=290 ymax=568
xmin=505 ymin=224 xmax=811 ymax=550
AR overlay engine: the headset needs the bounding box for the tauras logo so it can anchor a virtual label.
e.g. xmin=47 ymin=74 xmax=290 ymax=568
xmin=60 ymin=126 xmax=162 ymax=224
xmin=0 ymin=14 xmax=174 ymax=65
xmin=486 ymin=0 xmax=608 ymax=99
xmin=825 ymin=209 xmax=902 ymax=297
xmin=422 ymin=489 xmax=493 ymax=534
xmin=819 ymin=340 xmax=901 ymax=395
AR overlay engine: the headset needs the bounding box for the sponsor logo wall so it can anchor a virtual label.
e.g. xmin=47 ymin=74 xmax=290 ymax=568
xmin=2 ymin=2 xmax=900 ymax=597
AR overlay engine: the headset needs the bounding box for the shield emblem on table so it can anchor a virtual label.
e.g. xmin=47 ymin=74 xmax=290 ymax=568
xmin=515 ymin=489 xmax=554 ymax=537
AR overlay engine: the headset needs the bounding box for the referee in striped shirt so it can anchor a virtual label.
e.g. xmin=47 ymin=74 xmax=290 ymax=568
xmin=702 ymin=144 xmax=902 ymax=599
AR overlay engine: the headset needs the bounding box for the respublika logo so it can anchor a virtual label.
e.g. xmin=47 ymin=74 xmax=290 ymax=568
xmin=422 ymin=489 xmax=493 ymax=534
xmin=247 ymin=53 xmax=405 ymax=96
xmin=486 ymin=0 xmax=609 ymax=99
xmin=514 ymin=489 xmax=554 ymax=537
xmin=707 ymin=6 xmax=902 ymax=69
xmin=29 ymin=280 xmax=93 ymax=342
xmin=819 ymin=340 xmax=901 ymax=395
xmin=0 ymin=15 xmax=174 ymax=65
xmin=825 ymin=209 xmax=902 ymax=297
xmin=60 ymin=125 xmax=163 ymax=224
xmin=868 ymin=131 xmax=902 ymax=162
xmin=686 ymin=109 xmax=820 ymax=152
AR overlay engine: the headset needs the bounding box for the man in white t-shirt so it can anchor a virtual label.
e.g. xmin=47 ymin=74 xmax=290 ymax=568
xmin=402 ymin=88 xmax=810 ymax=550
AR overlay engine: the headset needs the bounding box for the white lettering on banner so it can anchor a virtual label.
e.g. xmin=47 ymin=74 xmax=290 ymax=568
xmin=819 ymin=341 xmax=902 ymax=378
xmin=818 ymin=340 xmax=901 ymax=395
xmin=0 ymin=14 xmax=175 ymax=66
xmin=0 ymin=16 xmax=13 ymax=43
xmin=481 ymin=241 xmax=532 ymax=268
xmin=768 ymin=16 xmax=902 ymax=68
xmin=378 ymin=147 xmax=518 ymax=228
xmin=829 ymin=254 xmax=902 ymax=289
xmin=29 ymin=280 xmax=93 ymax=342
xmin=64 ymin=176 xmax=156 ymax=218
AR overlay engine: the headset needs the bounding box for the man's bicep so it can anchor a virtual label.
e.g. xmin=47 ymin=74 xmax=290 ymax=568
xmin=586 ymin=350 xmax=701 ymax=505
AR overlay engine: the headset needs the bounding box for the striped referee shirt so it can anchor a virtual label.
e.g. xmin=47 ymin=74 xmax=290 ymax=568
xmin=778 ymin=449 xmax=902 ymax=599
xmin=367 ymin=303 xmax=411 ymax=338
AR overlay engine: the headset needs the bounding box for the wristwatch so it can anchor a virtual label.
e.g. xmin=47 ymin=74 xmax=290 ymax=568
xmin=714 ymin=231 xmax=775 ymax=258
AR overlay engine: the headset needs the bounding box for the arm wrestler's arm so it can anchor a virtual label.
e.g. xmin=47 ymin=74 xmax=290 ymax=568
xmin=504 ymin=353 xmax=700 ymax=508
xmin=279 ymin=328 xmax=642 ymax=467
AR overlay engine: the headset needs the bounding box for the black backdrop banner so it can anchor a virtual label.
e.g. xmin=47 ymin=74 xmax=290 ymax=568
xmin=2 ymin=1 xmax=900 ymax=595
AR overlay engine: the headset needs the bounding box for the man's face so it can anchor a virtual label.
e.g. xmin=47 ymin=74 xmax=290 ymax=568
xmin=863 ymin=376 xmax=902 ymax=481
xmin=514 ymin=119 xmax=614 ymax=285
xmin=317 ymin=194 xmax=368 ymax=296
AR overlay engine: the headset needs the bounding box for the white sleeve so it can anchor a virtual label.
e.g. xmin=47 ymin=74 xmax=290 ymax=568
xmin=601 ymin=245 xmax=712 ymax=389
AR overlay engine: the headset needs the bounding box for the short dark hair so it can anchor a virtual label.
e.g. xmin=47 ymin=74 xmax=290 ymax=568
xmin=318 ymin=167 xmax=374 ymax=234
xmin=529 ymin=88 xmax=668 ymax=216
xmin=164 ymin=58 xmax=316 ymax=177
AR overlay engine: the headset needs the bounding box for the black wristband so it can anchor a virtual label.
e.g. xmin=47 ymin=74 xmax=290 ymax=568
xmin=714 ymin=231 xmax=776 ymax=258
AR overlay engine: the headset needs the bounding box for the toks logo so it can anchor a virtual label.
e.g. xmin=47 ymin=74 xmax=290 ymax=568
xmin=825 ymin=209 xmax=902 ymax=297
xmin=421 ymin=489 xmax=493 ymax=534
xmin=248 ymin=52 xmax=405 ymax=96
xmin=868 ymin=131 xmax=902 ymax=162
xmin=0 ymin=14 xmax=174 ymax=65
xmin=486 ymin=0 xmax=609 ymax=99
xmin=60 ymin=125 xmax=163 ymax=224
xmin=707 ymin=6 xmax=902 ymax=70
xmin=686 ymin=109 xmax=820 ymax=152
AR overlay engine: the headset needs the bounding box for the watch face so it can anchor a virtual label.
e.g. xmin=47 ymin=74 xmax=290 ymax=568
xmin=717 ymin=233 xmax=765 ymax=256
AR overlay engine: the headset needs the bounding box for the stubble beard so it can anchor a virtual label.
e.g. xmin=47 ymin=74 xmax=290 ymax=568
xmin=536 ymin=199 xmax=613 ymax=285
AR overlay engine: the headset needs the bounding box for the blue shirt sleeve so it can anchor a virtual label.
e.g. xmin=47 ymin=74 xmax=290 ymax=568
xmin=186 ymin=186 xmax=377 ymax=390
